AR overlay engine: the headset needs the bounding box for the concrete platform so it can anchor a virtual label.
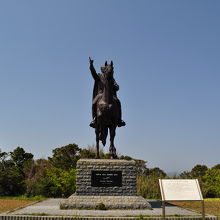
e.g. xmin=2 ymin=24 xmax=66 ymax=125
xmin=1 ymin=198 xmax=216 ymax=219
xmin=61 ymin=195 xmax=152 ymax=209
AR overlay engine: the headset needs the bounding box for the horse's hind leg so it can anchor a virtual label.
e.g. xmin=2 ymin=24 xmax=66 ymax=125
xmin=95 ymin=126 xmax=100 ymax=159
xmin=109 ymin=126 xmax=117 ymax=159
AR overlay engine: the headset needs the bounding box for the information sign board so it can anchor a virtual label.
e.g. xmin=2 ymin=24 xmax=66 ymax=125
xmin=159 ymin=179 xmax=203 ymax=201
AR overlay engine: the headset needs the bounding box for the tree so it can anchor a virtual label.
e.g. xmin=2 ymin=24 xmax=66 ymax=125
xmin=0 ymin=149 xmax=8 ymax=170
xmin=25 ymin=159 xmax=52 ymax=196
xmin=179 ymin=171 xmax=192 ymax=178
xmin=80 ymin=148 xmax=96 ymax=159
xmin=211 ymin=164 xmax=220 ymax=170
xmin=149 ymin=167 xmax=166 ymax=177
xmin=134 ymin=159 xmax=149 ymax=175
xmin=10 ymin=147 xmax=33 ymax=170
xmin=0 ymin=147 xmax=33 ymax=196
xmin=0 ymin=166 xmax=26 ymax=195
xmin=202 ymin=169 xmax=220 ymax=197
xmin=191 ymin=164 xmax=208 ymax=178
xmin=49 ymin=144 xmax=80 ymax=170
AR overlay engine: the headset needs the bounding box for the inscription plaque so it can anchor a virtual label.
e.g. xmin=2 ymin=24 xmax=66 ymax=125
xmin=91 ymin=171 xmax=122 ymax=187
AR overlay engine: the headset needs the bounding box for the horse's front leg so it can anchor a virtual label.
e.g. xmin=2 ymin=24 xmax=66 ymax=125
xmin=109 ymin=126 xmax=117 ymax=159
xmin=95 ymin=126 xmax=100 ymax=159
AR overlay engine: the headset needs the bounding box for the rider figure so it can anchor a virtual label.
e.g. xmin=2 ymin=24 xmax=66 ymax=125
xmin=89 ymin=57 xmax=126 ymax=128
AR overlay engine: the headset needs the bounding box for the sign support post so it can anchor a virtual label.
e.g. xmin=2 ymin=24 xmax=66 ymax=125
xmin=202 ymin=200 xmax=205 ymax=220
xmin=162 ymin=201 xmax=165 ymax=220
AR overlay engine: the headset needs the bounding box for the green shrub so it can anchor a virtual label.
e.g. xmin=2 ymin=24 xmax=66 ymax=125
xmin=27 ymin=167 xmax=76 ymax=197
xmin=137 ymin=174 xmax=161 ymax=199
xmin=95 ymin=203 xmax=107 ymax=210
xmin=202 ymin=169 xmax=220 ymax=198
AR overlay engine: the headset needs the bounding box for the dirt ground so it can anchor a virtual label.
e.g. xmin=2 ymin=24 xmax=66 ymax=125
xmin=0 ymin=199 xmax=35 ymax=213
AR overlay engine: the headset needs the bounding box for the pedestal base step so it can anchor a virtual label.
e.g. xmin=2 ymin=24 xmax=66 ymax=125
xmin=61 ymin=195 xmax=152 ymax=210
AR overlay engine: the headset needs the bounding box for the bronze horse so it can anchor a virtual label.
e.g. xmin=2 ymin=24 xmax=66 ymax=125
xmin=89 ymin=58 xmax=120 ymax=159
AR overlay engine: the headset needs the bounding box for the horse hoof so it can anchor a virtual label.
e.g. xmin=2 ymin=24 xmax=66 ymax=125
xmin=110 ymin=154 xmax=118 ymax=159
xmin=118 ymin=121 xmax=126 ymax=127
xmin=89 ymin=122 xmax=96 ymax=128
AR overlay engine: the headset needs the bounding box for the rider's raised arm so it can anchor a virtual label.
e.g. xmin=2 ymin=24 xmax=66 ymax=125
xmin=89 ymin=57 xmax=99 ymax=81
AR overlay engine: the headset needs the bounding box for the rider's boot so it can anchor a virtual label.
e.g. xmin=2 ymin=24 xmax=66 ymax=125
xmin=118 ymin=120 xmax=126 ymax=127
xmin=89 ymin=118 xmax=96 ymax=128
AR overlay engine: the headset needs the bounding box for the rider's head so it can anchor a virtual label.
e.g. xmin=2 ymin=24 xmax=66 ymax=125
xmin=101 ymin=61 xmax=114 ymax=78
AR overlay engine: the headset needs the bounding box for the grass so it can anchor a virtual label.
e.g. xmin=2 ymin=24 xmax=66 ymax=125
xmin=171 ymin=198 xmax=220 ymax=217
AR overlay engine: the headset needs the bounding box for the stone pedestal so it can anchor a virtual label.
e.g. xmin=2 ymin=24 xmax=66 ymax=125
xmin=61 ymin=159 xmax=152 ymax=210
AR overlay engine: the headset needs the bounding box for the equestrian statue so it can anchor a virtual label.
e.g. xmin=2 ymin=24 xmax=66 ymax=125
xmin=89 ymin=57 xmax=126 ymax=159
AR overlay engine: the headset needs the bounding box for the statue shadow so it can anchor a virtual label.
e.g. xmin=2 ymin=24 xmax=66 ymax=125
xmin=149 ymin=201 xmax=176 ymax=208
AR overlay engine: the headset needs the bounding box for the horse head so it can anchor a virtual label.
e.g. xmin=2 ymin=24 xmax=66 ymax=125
xmin=100 ymin=61 xmax=114 ymax=79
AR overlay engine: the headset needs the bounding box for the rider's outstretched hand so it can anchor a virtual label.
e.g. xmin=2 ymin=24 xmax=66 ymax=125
xmin=89 ymin=57 xmax=94 ymax=65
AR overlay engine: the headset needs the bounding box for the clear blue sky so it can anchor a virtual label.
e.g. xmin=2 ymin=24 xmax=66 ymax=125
xmin=0 ymin=0 xmax=219 ymax=173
